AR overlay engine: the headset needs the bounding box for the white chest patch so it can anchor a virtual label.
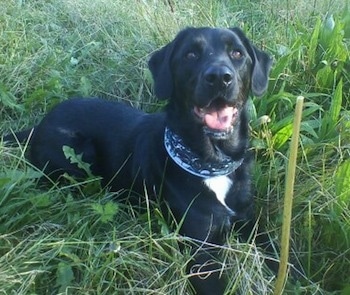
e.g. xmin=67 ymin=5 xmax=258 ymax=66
xmin=204 ymin=175 xmax=235 ymax=214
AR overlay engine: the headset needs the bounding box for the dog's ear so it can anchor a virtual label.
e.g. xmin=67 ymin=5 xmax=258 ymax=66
xmin=148 ymin=28 xmax=193 ymax=100
xmin=148 ymin=39 xmax=176 ymax=100
xmin=230 ymin=27 xmax=273 ymax=97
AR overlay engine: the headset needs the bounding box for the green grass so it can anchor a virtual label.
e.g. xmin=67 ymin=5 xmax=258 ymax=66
xmin=1 ymin=0 xmax=350 ymax=294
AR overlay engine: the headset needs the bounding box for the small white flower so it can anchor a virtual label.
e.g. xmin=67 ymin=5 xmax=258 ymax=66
xmin=70 ymin=57 xmax=79 ymax=66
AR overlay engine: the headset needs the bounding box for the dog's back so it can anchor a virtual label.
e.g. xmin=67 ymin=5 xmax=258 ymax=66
xmin=4 ymin=98 xmax=165 ymax=186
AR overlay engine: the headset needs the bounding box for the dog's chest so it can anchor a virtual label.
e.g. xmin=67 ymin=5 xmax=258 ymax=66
xmin=204 ymin=176 xmax=235 ymax=214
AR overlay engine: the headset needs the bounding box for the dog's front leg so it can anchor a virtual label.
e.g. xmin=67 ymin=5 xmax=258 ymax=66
xmin=187 ymin=245 xmax=227 ymax=295
xmin=233 ymin=218 xmax=280 ymax=275
xmin=179 ymin=213 xmax=233 ymax=295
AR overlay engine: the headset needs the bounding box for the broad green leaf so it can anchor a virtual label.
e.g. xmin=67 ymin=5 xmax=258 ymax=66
xmin=273 ymin=123 xmax=293 ymax=149
xmin=301 ymin=120 xmax=319 ymax=139
xmin=91 ymin=203 xmax=104 ymax=215
xmin=341 ymin=285 xmax=350 ymax=295
xmin=102 ymin=201 xmax=119 ymax=223
xmin=29 ymin=193 xmax=52 ymax=208
xmin=246 ymin=98 xmax=257 ymax=122
xmin=342 ymin=2 xmax=350 ymax=38
xmin=325 ymin=20 xmax=347 ymax=63
xmin=335 ymin=160 xmax=350 ymax=203
xmin=56 ymin=262 xmax=74 ymax=292
xmin=320 ymin=114 xmax=334 ymax=140
xmin=320 ymin=79 xmax=343 ymax=139
xmin=91 ymin=201 xmax=119 ymax=223
xmin=320 ymin=14 xmax=335 ymax=48
xmin=271 ymin=100 xmax=321 ymax=134
xmin=0 ymin=83 xmax=23 ymax=111
xmin=308 ymin=17 xmax=321 ymax=66
xmin=330 ymin=79 xmax=343 ymax=123
xmin=270 ymin=52 xmax=291 ymax=80
xmin=315 ymin=64 xmax=333 ymax=89
xmin=62 ymin=145 xmax=93 ymax=177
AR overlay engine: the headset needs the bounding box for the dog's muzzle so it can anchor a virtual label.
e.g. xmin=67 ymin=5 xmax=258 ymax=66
xmin=192 ymin=64 xmax=239 ymax=139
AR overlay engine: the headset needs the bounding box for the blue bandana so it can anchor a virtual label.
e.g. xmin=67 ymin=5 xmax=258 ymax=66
xmin=164 ymin=127 xmax=243 ymax=178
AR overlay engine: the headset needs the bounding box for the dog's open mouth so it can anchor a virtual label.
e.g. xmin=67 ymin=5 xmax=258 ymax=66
xmin=193 ymin=99 xmax=238 ymax=137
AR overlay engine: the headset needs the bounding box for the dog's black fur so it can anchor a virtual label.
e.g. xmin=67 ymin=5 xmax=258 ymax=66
xmin=4 ymin=27 xmax=275 ymax=294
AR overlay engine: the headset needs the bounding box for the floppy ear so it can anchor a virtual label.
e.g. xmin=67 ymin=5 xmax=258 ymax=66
xmin=148 ymin=39 xmax=176 ymax=100
xmin=230 ymin=27 xmax=273 ymax=97
xmin=148 ymin=28 xmax=193 ymax=100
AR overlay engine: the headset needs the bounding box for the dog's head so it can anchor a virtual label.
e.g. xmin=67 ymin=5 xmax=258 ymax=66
xmin=149 ymin=27 xmax=272 ymax=138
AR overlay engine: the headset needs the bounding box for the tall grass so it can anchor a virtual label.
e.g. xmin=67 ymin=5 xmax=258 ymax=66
xmin=1 ymin=0 xmax=349 ymax=294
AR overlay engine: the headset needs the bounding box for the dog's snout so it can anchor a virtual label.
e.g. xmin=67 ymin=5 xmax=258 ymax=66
xmin=204 ymin=66 xmax=233 ymax=88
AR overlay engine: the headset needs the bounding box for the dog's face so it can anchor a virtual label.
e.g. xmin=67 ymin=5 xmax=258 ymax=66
xmin=149 ymin=27 xmax=272 ymax=138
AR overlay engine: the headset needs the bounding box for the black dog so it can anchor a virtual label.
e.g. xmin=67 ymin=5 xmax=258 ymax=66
xmin=4 ymin=27 xmax=274 ymax=294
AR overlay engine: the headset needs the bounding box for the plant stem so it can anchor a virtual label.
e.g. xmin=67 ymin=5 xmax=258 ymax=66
xmin=274 ymin=96 xmax=304 ymax=295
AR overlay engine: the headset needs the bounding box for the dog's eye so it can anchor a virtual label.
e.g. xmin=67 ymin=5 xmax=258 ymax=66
xmin=185 ymin=52 xmax=199 ymax=60
xmin=229 ymin=50 xmax=243 ymax=60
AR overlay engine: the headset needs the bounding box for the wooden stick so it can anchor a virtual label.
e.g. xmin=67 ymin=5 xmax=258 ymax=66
xmin=273 ymin=96 xmax=304 ymax=295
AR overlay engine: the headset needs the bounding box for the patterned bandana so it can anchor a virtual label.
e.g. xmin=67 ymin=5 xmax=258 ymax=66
xmin=164 ymin=127 xmax=244 ymax=178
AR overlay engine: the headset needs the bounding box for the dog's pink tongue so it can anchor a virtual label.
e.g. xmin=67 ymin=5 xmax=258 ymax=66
xmin=204 ymin=107 xmax=237 ymax=130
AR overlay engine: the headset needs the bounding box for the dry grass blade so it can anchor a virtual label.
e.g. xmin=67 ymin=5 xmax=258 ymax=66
xmin=274 ymin=96 xmax=304 ymax=294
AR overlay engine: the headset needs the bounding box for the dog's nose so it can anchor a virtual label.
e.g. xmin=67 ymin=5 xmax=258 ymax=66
xmin=204 ymin=66 xmax=233 ymax=88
